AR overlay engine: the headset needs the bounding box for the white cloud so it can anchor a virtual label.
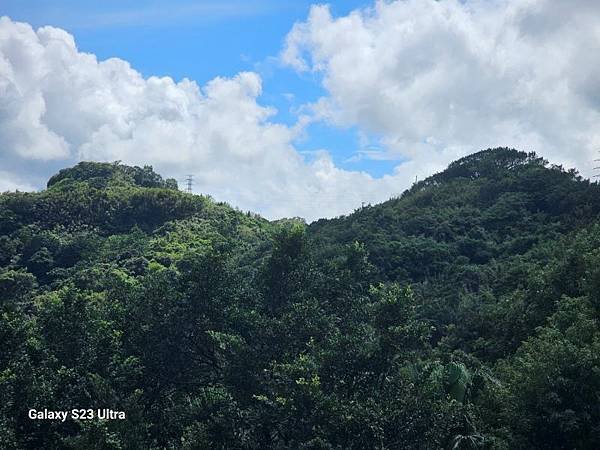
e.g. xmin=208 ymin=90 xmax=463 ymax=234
xmin=4 ymin=0 xmax=599 ymax=221
xmin=0 ymin=170 xmax=36 ymax=192
xmin=282 ymin=0 xmax=600 ymax=178
xmin=0 ymin=16 xmax=401 ymax=220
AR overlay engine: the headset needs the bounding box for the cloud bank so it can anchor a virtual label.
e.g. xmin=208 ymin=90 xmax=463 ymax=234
xmin=2 ymin=0 xmax=600 ymax=220
xmin=0 ymin=16 xmax=399 ymax=220
xmin=282 ymin=0 xmax=600 ymax=178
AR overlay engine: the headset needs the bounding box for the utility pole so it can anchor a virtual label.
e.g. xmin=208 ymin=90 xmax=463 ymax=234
xmin=185 ymin=174 xmax=194 ymax=193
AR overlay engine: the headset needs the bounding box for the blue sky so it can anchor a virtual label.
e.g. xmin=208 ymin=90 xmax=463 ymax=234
xmin=2 ymin=0 xmax=397 ymax=178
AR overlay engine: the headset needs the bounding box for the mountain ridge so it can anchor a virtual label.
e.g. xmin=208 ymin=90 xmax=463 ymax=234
xmin=1 ymin=147 xmax=599 ymax=449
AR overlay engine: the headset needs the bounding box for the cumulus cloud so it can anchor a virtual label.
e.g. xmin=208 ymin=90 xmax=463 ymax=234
xmin=0 ymin=170 xmax=36 ymax=192
xmin=0 ymin=16 xmax=401 ymax=220
xmin=3 ymin=0 xmax=599 ymax=221
xmin=282 ymin=0 xmax=600 ymax=178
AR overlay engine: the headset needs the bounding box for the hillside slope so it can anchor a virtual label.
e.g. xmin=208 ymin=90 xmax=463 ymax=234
xmin=1 ymin=150 xmax=600 ymax=449
xmin=310 ymin=148 xmax=600 ymax=355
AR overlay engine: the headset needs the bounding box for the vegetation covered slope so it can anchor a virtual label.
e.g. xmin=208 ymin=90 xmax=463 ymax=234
xmin=1 ymin=149 xmax=600 ymax=449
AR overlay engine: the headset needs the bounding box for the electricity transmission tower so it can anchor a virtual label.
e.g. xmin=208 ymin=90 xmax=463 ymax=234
xmin=185 ymin=174 xmax=194 ymax=193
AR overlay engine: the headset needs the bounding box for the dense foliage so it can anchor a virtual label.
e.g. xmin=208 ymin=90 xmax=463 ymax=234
xmin=1 ymin=149 xmax=599 ymax=449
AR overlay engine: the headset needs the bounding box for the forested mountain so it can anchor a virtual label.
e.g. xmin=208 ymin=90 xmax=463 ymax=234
xmin=2 ymin=149 xmax=600 ymax=449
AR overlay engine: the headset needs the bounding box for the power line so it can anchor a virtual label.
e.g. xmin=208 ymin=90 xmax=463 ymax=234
xmin=185 ymin=174 xmax=194 ymax=193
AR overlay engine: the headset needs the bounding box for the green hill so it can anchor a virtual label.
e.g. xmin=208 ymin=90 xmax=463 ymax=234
xmin=1 ymin=149 xmax=599 ymax=449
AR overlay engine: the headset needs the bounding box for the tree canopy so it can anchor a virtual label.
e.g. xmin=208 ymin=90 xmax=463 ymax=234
xmin=1 ymin=149 xmax=600 ymax=449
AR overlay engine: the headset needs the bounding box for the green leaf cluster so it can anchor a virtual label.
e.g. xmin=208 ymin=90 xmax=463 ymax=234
xmin=1 ymin=150 xmax=600 ymax=449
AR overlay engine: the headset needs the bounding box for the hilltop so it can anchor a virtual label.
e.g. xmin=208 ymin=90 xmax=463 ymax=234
xmin=1 ymin=148 xmax=599 ymax=449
